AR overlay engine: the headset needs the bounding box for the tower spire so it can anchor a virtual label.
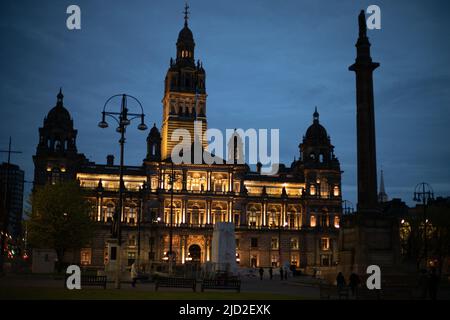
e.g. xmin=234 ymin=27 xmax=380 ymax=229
xmin=358 ymin=9 xmax=367 ymax=38
xmin=56 ymin=87 xmax=64 ymax=107
xmin=378 ymin=168 xmax=388 ymax=203
xmin=313 ymin=106 xmax=319 ymax=123
xmin=183 ymin=2 xmax=190 ymax=27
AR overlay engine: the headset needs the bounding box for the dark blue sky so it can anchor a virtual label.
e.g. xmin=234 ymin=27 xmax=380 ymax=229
xmin=1 ymin=0 xmax=449 ymax=208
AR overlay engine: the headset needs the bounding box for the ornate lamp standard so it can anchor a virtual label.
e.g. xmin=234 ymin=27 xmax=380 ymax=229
xmin=98 ymin=94 xmax=147 ymax=289
xmin=167 ymin=161 xmax=180 ymax=275
xmin=342 ymin=200 xmax=354 ymax=215
xmin=413 ymin=182 xmax=434 ymax=269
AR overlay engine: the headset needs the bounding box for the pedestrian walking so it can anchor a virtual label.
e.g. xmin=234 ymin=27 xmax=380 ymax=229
xmin=259 ymin=267 xmax=264 ymax=280
xmin=269 ymin=267 xmax=273 ymax=280
xmin=279 ymin=267 xmax=284 ymax=280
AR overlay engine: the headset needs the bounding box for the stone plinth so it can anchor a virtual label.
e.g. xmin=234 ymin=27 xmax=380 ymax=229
xmin=211 ymin=222 xmax=237 ymax=274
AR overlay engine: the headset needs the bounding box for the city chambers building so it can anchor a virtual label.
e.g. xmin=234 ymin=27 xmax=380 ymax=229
xmin=32 ymin=13 xmax=343 ymax=275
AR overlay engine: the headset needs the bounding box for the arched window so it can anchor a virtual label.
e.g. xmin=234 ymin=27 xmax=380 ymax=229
xmin=127 ymin=205 xmax=137 ymax=225
xmin=55 ymin=139 xmax=62 ymax=151
xmin=268 ymin=209 xmax=278 ymax=227
xmin=310 ymin=215 xmax=316 ymax=227
xmin=319 ymin=154 xmax=324 ymax=163
xmin=248 ymin=208 xmax=257 ymax=227
xmin=334 ymin=216 xmax=340 ymax=228
xmin=333 ymin=186 xmax=340 ymax=197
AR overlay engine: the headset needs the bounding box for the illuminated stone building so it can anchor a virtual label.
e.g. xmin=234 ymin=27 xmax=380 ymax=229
xmin=33 ymin=11 xmax=343 ymax=273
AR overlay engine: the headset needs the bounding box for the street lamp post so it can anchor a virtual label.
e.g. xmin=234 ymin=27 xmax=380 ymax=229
xmin=98 ymin=94 xmax=147 ymax=289
xmin=167 ymin=161 xmax=178 ymax=275
xmin=413 ymin=182 xmax=434 ymax=269
xmin=137 ymin=181 xmax=147 ymax=269
xmin=342 ymin=200 xmax=354 ymax=215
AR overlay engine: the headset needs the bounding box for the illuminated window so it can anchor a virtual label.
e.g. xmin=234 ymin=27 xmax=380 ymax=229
xmin=127 ymin=206 xmax=137 ymax=224
xmin=127 ymin=251 xmax=136 ymax=266
xmin=80 ymin=248 xmax=91 ymax=265
xmin=106 ymin=203 xmax=114 ymax=222
xmin=333 ymin=186 xmax=340 ymax=197
xmin=271 ymin=237 xmax=279 ymax=250
xmin=334 ymin=216 xmax=340 ymax=228
xmin=290 ymin=237 xmax=299 ymax=249
xmin=250 ymin=255 xmax=258 ymax=268
xmin=310 ymin=185 xmax=316 ymax=196
xmin=271 ymin=255 xmax=279 ymax=267
xmin=310 ymin=215 xmax=316 ymax=227
xmin=321 ymin=237 xmax=330 ymax=251
xmin=291 ymin=254 xmax=299 ymax=267
xmin=268 ymin=210 xmax=279 ymax=227
xmin=248 ymin=208 xmax=257 ymax=227
xmin=289 ymin=211 xmax=297 ymax=228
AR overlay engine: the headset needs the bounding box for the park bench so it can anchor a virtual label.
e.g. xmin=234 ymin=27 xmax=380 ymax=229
xmin=201 ymin=278 xmax=241 ymax=293
xmin=155 ymin=277 xmax=197 ymax=292
xmin=64 ymin=274 xmax=107 ymax=289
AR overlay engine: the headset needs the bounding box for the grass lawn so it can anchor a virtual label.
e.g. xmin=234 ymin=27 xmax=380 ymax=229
xmin=0 ymin=287 xmax=305 ymax=300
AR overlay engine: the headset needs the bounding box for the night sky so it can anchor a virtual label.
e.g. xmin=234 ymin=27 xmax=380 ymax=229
xmin=1 ymin=0 xmax=449 ymax=209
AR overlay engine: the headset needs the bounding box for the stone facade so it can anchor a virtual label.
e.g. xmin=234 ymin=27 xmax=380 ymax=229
xmin=33 ymin=11 xmax=343 ymax=275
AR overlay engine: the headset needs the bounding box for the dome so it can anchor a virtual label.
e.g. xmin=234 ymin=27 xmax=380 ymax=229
xmin=148 ymin=123 xmax=161 ymax=138
xmin=305 ymin=123 xmax=328 ymax=141
xmin=46 ymin=89 xmax=72 ymax=125
xmin=304 ymin=108 xmax=330 ymax=144
xmin=177 ymin=25 xmax=194 ymax=44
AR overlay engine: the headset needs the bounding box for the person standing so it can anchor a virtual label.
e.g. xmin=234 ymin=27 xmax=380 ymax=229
xmin=279 ymin=267 xmax=284 ymax=280
xmin=269 ymin=267 xmax=273 ymax=280
xmin=349 ymin=272 xmax=361 ymax=296
xmin=336 ymin=272 xmax=346 ymax=291
xmin=259 ymin=267 xmax=264 ymax=280
xmin=131 ymin=261 xmax=138 ymax=288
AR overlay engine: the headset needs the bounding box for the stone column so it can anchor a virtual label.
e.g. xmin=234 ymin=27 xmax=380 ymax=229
xmin=349 ymin=10 xmax=380 ymax=213
xmin=207 ymin=200 xmax=211 ymax=224
xmin=182 ymin=198 xmax=186 ymax=223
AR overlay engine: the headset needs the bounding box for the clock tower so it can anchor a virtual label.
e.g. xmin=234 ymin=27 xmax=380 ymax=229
xmin=161 ymin=4 xmax=207 ymax=160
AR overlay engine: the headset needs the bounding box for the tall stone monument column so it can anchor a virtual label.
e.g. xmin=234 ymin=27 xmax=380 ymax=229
xmin=349 ymin=10 xmax=380 ymax=214
xmin=339 ymin=11 xmax=400 ymax=276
